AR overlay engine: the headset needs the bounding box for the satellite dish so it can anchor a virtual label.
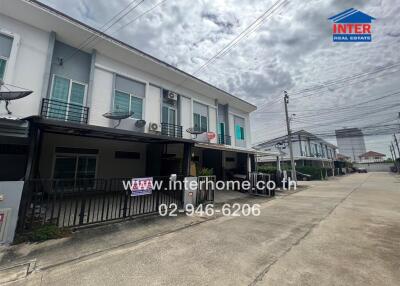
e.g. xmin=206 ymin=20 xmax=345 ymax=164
xmin=103 ymin=111 xmax=133 ymax=128
xmin=0 ymin=80 xmax=33 ymax=115
xmin=135 ymin=119 xmax=146 ymax=128
xmin=186 ymin=127 xmax=205 ymax=139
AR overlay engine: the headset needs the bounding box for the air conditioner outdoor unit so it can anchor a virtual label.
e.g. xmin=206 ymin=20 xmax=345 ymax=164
xmin=167 ymin=91 xmax=177 ymax=101
xmin=149 ymin=122 xmax=159 ymax=132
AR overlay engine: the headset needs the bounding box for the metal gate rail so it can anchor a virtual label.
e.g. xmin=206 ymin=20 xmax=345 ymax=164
xmin=18 ymin=176 xmax=184 ymax=232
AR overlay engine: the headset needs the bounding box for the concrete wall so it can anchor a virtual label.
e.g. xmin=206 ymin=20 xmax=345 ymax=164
xmin=353 ymin=163 xmax=393 ymax=172
xmin=0 ymin=181 xmax=24 ymax=244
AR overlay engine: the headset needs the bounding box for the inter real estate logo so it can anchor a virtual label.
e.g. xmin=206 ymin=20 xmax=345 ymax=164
xmin=328 ymin=8 xmax=376 ymax=42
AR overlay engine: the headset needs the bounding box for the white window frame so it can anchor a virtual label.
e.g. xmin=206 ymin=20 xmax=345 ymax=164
xmin=0 ymin=29 xmax=20 ymax=84
xmin=192 ymin=100 xmax=209 ymax=132
xmin=49 ymin=74 xmax=88 ymax=121
xmin=113 ymin=88 xmax=143 ymax=120
xmin=0 ymin=56 xmax=8 ymax=80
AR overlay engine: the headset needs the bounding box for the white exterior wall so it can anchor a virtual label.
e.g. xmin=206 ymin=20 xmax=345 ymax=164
xmin=208 ymin=106 xmax=217 ymax=144
xmin=0 ymin=14 xmax=50 ymax=117
xmin=89 ymin=67 xmax=114 ymax=127
xmin=92 ymin=54 xmax=226 ymax=137
xmin=147 ymin=84 xmax=161 ymax=128
xmin=180 ymin=96 xmax=191 ymax=139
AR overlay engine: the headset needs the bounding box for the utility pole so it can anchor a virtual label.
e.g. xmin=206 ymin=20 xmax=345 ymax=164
xmin=391 ymin=142 xmax=399 ymax=173
xmin=394 ymin=134 xmax=400 ymax=158
xmin=389 ymin=145 xmax=398 ymax=172
xmin=284 ymin=91 xmax=297 ymax=181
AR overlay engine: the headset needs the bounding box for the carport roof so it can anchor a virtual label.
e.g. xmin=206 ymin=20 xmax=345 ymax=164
xmin=26 ymin=116 xmax=195 ymax=144
xmin=195 ymin=142 xmax=279 ymax=156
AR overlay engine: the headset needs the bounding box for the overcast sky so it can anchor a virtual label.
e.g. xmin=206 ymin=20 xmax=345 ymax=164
xmin=39 ymin=0 xmax=400 ymax=156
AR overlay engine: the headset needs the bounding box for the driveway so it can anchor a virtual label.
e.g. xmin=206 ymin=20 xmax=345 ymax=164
xmin=7 ymin=173 xmax=400 ymax=285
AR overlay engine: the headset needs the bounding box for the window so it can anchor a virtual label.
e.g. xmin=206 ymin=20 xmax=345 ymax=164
xmin=53 ymin=154 xmax=97 ymax=188
xmin=0 ymin=58 xmax=6 ymax=80
xmin=233 ymin=116 xmax=245 ymax=147
xmin=114 ymin=90 xmax=143 ymax=119
xmin=114 ymin=75 xmax=145 ymax=120
xmin=115 ymin=151 xmax=140 ymax=159
xmin=193 ymin=113 xmax=207 ymax=132
xmin=162 ymin=89 xmax=177 ymax=126
xmin=49 ymin=75 xmax=87 ymax=122
xmin=235 ymin=125 xmax=245 ymax=140
xmin=193 ymin=101 xmax=208 ymax=132
xmin=0 ymin=33 xmax=13 ymax=80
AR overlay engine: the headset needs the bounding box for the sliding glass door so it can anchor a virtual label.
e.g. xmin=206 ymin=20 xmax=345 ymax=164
xmin=49 ymin=75 xmax=86 ymax=122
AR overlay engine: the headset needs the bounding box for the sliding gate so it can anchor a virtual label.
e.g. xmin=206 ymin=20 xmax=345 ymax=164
xmin=18 ymin=177 xmax=184 ymax=233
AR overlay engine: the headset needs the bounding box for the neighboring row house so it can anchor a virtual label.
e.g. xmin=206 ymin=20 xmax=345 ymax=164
xmin=254 ymin=130 xmax=337 ymax=169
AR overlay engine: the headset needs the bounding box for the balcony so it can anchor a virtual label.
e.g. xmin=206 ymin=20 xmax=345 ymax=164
xmin=161 ymin=122 xmax=183 ymax=138
xmin=41 ymin=98 xmax=89 ymax=124
xmin=218 ymin=134 xmax=231 ymax=145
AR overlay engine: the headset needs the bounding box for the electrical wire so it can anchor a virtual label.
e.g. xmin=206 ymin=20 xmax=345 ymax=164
xmin=62 ymin=0 xmax=146 ymax=65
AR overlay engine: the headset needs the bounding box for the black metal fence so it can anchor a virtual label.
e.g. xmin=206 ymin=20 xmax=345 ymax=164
xmin=217 ymin=135 xmax=231 ymax=145
xmin=161 ymin=123 xmax=183 ymax=138
xmin=41 ymin=98 xmax=89 ymax=124
xmin=18 ymin=176 xmax=184 ymax=232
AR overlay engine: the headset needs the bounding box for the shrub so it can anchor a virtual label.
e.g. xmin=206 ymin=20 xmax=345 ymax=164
xmin=29 ymin=224 xmax=70 ymax=242
xmin=257 ymin=166 xmax=277 ymax=174
xmin=197 ymin=167 xmax=214 ymax=176
xmin=295 ymin=166 xmax=330 ymax=180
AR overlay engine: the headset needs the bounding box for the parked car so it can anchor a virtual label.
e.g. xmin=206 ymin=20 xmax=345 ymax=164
xmin=357 ymin=168 xmax=368 ymax=173
xmin=296 ymin=171 xmax=312 ymax=181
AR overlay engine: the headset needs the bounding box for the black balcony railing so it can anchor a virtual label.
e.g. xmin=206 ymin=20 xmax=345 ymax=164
xmin=161 ymin=122 xmax=183 ymax=138
xmin=41 ymin=98 xmax=89 ymax=124
xmin=218 ymin=134 xmax=231 ymax=145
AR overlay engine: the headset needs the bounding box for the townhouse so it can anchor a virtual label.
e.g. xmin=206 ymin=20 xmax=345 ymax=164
xmin=0 ymin=0 xmax=259 ymax=182
xmin=254 ymin=130 xmax=337 ymax=169
xmin=0 ymin=0 xmax=265 ymax=239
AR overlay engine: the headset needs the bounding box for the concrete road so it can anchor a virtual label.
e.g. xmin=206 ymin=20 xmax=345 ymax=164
xmin=11 ymin=173 xmax=400 ymax=286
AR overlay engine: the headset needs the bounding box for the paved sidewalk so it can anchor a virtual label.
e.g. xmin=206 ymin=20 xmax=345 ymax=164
xmin=5 ymin=173 xmax=400 ymax=285
xmin=1 ymin=192 xmax=274 ymax=271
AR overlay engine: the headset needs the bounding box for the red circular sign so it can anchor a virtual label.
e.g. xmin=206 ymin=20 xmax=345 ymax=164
xmin=207 ymin=132 xmax=216 ymax=140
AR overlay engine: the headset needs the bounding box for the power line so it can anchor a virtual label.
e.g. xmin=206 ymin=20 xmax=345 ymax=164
xmin=290 ymin=62 xmax=400 ymax=97
xmin=110 ymin=0 xmax=169 ymax=35
xmin=255 ymin=89 xmax=400 ymax=116
xmin=189 ymin=0 xmax=288 ymax=79
xmin=62 ymin=0 xmax=146 ymax=65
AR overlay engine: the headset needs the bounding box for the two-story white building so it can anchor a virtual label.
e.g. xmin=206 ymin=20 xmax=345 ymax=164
xmin=0 ymin=0 xmax=260 ymax=184
xmin=254 ymin=130 xmax=337 ymax=169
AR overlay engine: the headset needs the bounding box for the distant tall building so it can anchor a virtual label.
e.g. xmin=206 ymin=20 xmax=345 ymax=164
xmin=335 ymin=128 xmax=366 ymax=162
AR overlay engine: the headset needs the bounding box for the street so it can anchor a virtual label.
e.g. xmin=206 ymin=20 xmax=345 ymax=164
xmin=9 ymin=173 xmax=400 ymax=285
